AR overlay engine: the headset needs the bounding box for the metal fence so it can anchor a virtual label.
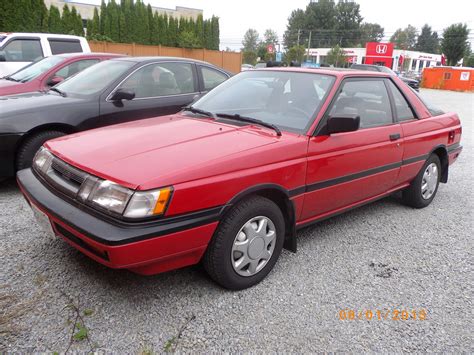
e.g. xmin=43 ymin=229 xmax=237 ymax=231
xmin=89 ymin=41 xmax=242 ymax=73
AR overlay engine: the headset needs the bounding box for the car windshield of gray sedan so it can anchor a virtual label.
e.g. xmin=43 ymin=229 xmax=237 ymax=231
xmin=8 ymin=56 xmax=64 ymax=82
xmin=192 ymin=70 xmax=335 ymax=133
xmin=55 ymin=60 xmax=134 ymax=97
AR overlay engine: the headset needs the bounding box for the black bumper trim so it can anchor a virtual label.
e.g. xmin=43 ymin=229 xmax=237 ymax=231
xmin=17 ymin=168 xmax=222 ymax=246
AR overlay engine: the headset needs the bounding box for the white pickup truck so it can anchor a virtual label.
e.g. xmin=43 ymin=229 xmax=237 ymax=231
xmin=0 ymin=33 xmax=91 ymax=77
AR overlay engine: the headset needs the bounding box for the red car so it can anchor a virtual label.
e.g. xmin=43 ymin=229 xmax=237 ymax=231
xmin=17 ymin=68 xmax=463 ymax=290
xmin=0 ymin=52 xmax=123 ymax=96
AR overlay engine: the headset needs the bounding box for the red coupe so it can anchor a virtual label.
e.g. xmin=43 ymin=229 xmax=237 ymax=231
xmin=0 ymin=52 xmax=122 ymax=96
xmin=17 ymin=68 xmax=463 ymax=290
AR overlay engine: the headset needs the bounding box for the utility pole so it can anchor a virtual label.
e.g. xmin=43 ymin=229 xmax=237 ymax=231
xmin=306 ymin=30 xmax=312 ymax=62
xmin=297 ymin=29 xmax=301 ymax=46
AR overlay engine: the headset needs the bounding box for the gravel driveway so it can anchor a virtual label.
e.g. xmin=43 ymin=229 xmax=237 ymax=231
xmin=1 ymin=89 xmax=472 ymax=353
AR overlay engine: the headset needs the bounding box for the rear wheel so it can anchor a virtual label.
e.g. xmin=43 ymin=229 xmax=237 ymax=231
xmin=203 ymin=196 xmax=285 ymax=290
xmin=16 ymin=131 xmax=65 ymax=171
xmin=402 ymin=154 xmax=441 ymax=208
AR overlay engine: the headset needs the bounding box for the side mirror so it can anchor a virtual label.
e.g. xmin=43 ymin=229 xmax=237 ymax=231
xmin=327 ymin=114 xmax=360 ymax=134
xmin=47 ymin=76 xmax=64 ymax=86
xmin=110 ymin=89 xmax=135 ymax=101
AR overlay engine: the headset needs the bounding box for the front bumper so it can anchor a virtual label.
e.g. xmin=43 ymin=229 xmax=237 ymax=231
xmin=17 ymin=168 xmax=219 ymax=275
xmin=0 ymin=133 xmax=23 ymax=178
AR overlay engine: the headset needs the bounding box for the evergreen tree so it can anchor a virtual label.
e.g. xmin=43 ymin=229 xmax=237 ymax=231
xmin=71 ymin=7 xmax=84 ymax=36
xmin=161 ymin=14 xmax=170 ymax=46
xmin=62 ymin=5 xmax=73 ymax=34
xmin=195 ymin=14 xmax=204 ymax=48
xmin=211 ymin=16 xmax=220 ymax=50
xmin=441 ymin=23 xmax=470 ymax=66
xmin=416 ymin=25 xmax=440 ymax=53
xmin=48 ymin=5 xmax=62 ymax=33
xmin=147 ymin=4 xmax=154 ymax=44
xmin=99 ymin=0 xmax=107 ymax=35
xmin=90 ymin=7 xmax=100 ymax=38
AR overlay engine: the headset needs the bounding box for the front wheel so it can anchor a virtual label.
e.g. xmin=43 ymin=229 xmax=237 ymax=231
xmin=16 ymin=131 xmax=65 ymax=171
xmin=203 ymin=196 xmax=285 ymax=290
xmin=402 ymin=154 xmax=441 ymax=208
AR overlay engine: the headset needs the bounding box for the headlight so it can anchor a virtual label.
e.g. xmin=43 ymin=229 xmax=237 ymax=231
xmin=77 ymin=177 xmax=172 ymax=219
xmin=33 ymin=147 xmax=54 ymax=173
xmin=124 ymin=187 xmax=172 ymax=218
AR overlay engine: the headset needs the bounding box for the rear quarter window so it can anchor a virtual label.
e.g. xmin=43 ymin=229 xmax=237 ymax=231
xmin=48 ymin=39 xmax=83 ymax=55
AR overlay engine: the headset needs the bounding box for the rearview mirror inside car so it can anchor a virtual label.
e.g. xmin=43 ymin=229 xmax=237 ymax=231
xmin=110 ymin=89 xmax=135 ymax=101
xmin=327 ymin=114 xmax=360 ymax=134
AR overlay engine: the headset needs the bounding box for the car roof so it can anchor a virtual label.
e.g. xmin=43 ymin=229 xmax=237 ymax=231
xmin=55 ymin=52 xmax=125 ymax=59
xmin=251 ymin=67 xmax=392 ymax=78
xmin=0 ymin=32 xmax=86 ymax=40
xmin=111 ymin=56 xmax=223 ymax=66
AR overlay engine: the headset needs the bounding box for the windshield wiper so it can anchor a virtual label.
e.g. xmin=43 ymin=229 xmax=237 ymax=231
xmin=215 ymin=113 xmax=282 ymax=136
xmin=182 ymin=106 xmax=215 ymax=118
xmin=3 ymin=76 xmax=19 ymax=82
xmin=49 ymin=87 xmax=67 ymax=97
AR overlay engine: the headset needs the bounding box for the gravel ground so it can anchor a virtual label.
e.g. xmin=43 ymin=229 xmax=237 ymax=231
xmin=0 ymin=89 xmax=472 ymax=353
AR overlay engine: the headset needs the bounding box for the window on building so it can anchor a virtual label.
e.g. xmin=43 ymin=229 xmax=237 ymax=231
xmin=443 ymin=72 xmax=452 ymax=80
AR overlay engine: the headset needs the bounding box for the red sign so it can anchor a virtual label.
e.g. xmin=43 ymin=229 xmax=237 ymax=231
xmin=365 ymin=42 xmax=394 ymax=57
xmin=267 ymin=44 xmax=274 ymax=54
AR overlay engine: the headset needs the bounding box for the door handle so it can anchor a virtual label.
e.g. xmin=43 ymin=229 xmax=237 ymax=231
xmin=390 ymin=133 xmax=401 ymax=141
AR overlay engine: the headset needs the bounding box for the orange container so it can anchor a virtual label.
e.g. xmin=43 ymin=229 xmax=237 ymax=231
xmin=422 ymin=67 xmax=474 ymax=92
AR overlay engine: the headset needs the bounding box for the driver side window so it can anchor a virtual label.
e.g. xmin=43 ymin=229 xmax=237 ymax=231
xmin=329 ymin=79 xmax=393 ymax=129
xmin=117 ymin=62 xmax=195 ymax=99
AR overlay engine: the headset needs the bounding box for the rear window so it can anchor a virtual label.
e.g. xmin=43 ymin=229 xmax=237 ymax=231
xmin=413 ymin=89 xmax=445 ymax=116
xmin=48 ymin=39 xmax=82 ymax=55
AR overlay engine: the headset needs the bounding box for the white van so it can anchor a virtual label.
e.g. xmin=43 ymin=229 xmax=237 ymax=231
xmin=0 ymin=33 xmax=91 ymax=77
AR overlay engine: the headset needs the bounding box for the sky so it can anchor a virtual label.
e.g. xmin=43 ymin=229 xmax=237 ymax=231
xmin=78 ymin=0 xmax=474 ymax=50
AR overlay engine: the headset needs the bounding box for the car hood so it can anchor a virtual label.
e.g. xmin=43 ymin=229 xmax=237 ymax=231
xmin=46 ymin=114 xmax=288 ymax=190
xmin=0 ymin=79 xmax=25 ymax=94
xmin=0 ymin=91 xmax=78 ymax=116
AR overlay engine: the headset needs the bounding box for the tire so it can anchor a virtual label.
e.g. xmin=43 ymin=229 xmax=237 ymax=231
xmin=203 ymin=196 xmax=285 ymax=290
xmin=16 ymin=131 xmax=65 ymax=171
xmin=402 ymin=154 xmax=441 ymax=208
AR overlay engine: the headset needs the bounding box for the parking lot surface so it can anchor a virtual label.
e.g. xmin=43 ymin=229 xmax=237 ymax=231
xmin=0 ymin=89 xmax=472 ymax=353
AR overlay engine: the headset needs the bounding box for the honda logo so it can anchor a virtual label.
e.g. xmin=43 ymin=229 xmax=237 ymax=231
xmin=376 ymin=44 xmax=388 ymax=54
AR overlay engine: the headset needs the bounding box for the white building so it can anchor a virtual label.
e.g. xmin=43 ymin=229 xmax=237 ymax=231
xmin=307 ymin=47 xmax=443 ymax=73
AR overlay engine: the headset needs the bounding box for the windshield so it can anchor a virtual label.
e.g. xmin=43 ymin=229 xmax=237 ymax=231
xmin=8 ymin=56 xmax=64 ymax=82
xmin=55 ymin=60 xmax=134 ymax=97
xmin=192 ymin=70 xmax=335 ymax=133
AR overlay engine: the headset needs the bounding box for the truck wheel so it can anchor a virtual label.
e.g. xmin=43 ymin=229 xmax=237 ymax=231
xmin=402 ymin=154 xmax=441 ymax=208
xmin=203 ymin=196 xmax=285 ymax=290
xmin=16 ymin=131 xmax=65 ymax=171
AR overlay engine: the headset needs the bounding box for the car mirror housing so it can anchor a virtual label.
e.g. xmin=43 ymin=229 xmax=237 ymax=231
xmin=327 ymin=114 xmax=360 ymax=134
xmin=110 ymin=89 xmax=135 ymax=101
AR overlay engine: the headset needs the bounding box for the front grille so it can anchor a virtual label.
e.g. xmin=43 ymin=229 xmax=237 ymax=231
xmin=37 ymin=156 xmax=89 ymax=198
xmin=51 ymin=159 xmax=86 ymax=185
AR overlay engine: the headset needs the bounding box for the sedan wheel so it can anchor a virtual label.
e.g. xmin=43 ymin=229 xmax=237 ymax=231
xmin=231 ymin=216 xmax=277 ymax=277
xmin=421 ymin=163 xmax=438 ymax=200
xmin=203 ymin=196 xmax=285 ymax=290
xmin=402 ymin=154 xmax=441 ymax=208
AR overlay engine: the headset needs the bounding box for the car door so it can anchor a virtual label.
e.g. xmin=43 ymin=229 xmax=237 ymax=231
xmin=99 ymin=61 xmax=199 ymax=126
xmin=301 ymin=78 xmax=404 ymax=221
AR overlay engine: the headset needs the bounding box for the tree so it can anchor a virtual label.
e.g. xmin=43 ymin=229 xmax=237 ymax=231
xmin=243 ymin=51 xmax=258 ymax=65
xmin=283 ymin=9 xmax=305 ymax=48
xmin=210 ymin=16 xmax=220 ymax=50
xmin=359 ymin=23 xmax=384 ymax=45
xmin=87 ymin=7 xmax=100 ymax=39
xmin=48 ymin=5 xmax=62 ymax=33
xmin=416 ymin=24 xmax=439 ymax=53
xmin=285 ymin=45 xmax=306 ymax=65
xmin=304 ymin=0 xmax=337 ymax=47
xmin=441 ymin=23 xmax=470 ymax=66
xmin=242 ymin=28 xmax=259 ymax=52
xmin=178 ymin=31 xmax=200 ymax=48
xmin=62 ymin=5 xmax=73 ymax=34
xmin=326 ymin=45 xmax=346 ymax=67
xmin=335 ymin=0 xmax=363 ymax=47
xmin=263 ymin=29 xmax=278 ymax=45
xmin=390 ymin=25 xmax=417 ymax=50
